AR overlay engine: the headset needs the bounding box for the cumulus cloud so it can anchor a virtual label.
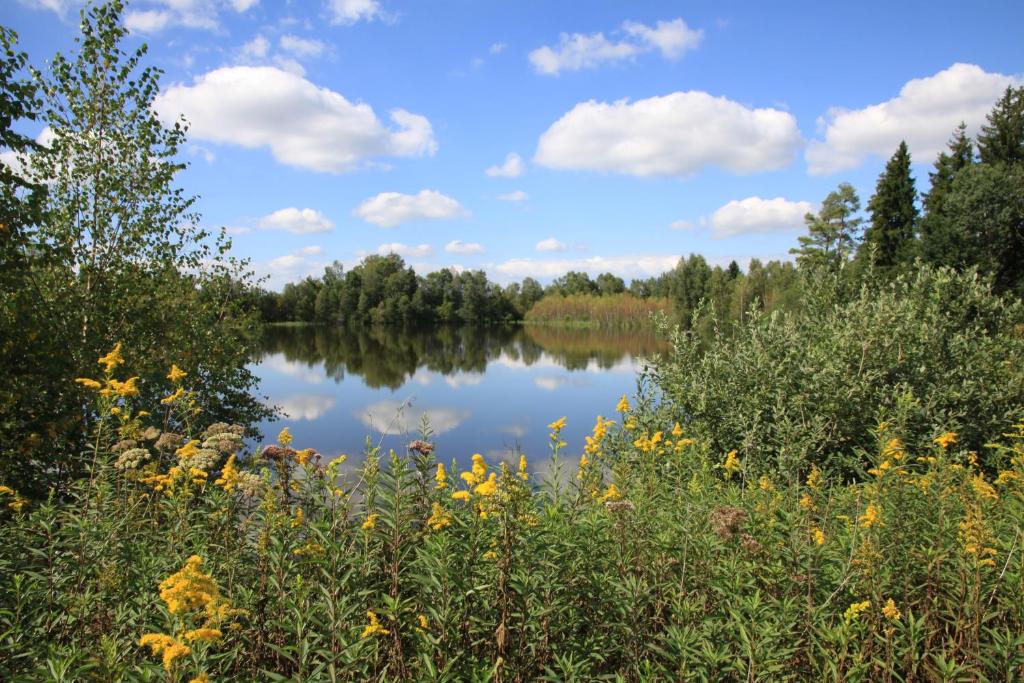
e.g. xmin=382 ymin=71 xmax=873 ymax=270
xmin=259 ymin=207 xmax=335 ymax=234
xmin=257 ymin=246 xmax=326 ymax=290
xmin=153 ymin=66 xmax=437 ymax=173
xmin=261 ymin=355 xmax=324 ymax=384
xmin=485 ymin=152 xmax=524 ymax=178
xmin=535 ymin=237 xmax=567 ymax=252
xmin=806 ymin=63 xmax=1022 ymax=175
xmin=710 ymin=197 xmax=815 ymax=239
xmin=353 ymin=190 xmax=467 ymax=228
xmin=445 ymin=240 xmax=485 ymax=255
xmin=122 ymin=0 xmax=223 ymax=33
xmin=276 ymin=394 xmax=336 ymax=420
xmin=329 ymin=0 xmax=381 ymax=25
xmin=495 ymin=255 xmax=680 ymax=281
xmin=239 ymin=35 xmax=270 ymax=59
xmin=231 ymin=0 xmax=258 ymax=10
xmin=280 ymin=34 xmax=327 ymax=58
xmin=529 ymin=18 xmax=701 ymax=75
xmin=376 ymin=242 xmax=433 ymax=258
xmin=535 ymin=91 xmax=801 ymax=177
xmin=669 ymin=219 xmax=694 ymax=230
xmin=497 ymin=190 xmax=529 ymax=202
xmin=357 ymin=400 xmax=470 ymax=436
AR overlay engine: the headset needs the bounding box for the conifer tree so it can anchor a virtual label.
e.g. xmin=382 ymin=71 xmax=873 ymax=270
xmin=920 ymin=124 xmax=974 ymax=266
xmin=976 ymin=86 xmax=1024 ymax=165
xmin=790 ymin=183 xmax=862 ymax=271
xmin=863 ymin=141 xmax=918 ymax=270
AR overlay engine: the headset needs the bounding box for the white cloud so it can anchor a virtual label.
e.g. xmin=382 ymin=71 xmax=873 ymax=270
xmin=280 ymin=34 xmax=327 ymax=58
xmin=489 ymin=42 xmax=507 ymax=55
xmin=154 ymin=66 xmax=437 ymax=173
xmin=125 ymin=9 xmax=173 ymax=33
xmin=529 ymin=18 xmax=701 ymax=75
xmin=669 ymin=219 xmax=693 ymax=230
xmin=262 ymin=356 xmax=324 ymax=384
xmin=622 ymin=18 xmax=703 ymax=59
xmin=535 ymin=237 xmax=567 ymax=252
xmin=376 ymin=242 xmax=433 ymax=258
xmin=356 ymin=399 xmax=470 ymax=436
xmin=497 ymin=190 xmax=528 ymax=202
xmin=445 ymin=373 xmax=484 ymax=389
xmin=445 ymin=240 xmax=485 ymax=255
xmin=329 ymin=0 xmax=381 ymax=25
xmin=257 ymin=246 xmax=327 ymax=290
xmin=259 ymin=207 xmax=335 ymax=234
xmin=535 ymin=91 xmax=801 ymax=177
xmin=807 ymin=63 xmax=1022 ymax=175
xmin=485 ymin=152 xmax=524 ymax=178
xmin=232 ymin=0 xmax=258 ymax=11
xmin=276 ymin=394 xmax=336 ymax=420
xmin=353 ymin=190 xmax=467 ymax=228
xmin=709 ymin=197 xmax=814 ymax=239
xmin=240 ymin=35 xmax=270 ymax=59
xmin=534 ymin=376 xmax=567 ymax=391
xmin=496 ymin=254 xmax=681 ymax=281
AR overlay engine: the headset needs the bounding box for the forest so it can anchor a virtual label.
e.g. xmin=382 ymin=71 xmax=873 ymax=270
xmin=2 ymin=2 xmax=1024 ymax=681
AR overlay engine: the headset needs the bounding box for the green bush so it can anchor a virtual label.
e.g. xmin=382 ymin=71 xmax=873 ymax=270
xmin=652 ymin=265 xmax=1024 ymax=477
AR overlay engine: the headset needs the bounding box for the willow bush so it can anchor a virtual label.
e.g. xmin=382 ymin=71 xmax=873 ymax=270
xmin=0 ymin=345 xmax=1022 ymax=681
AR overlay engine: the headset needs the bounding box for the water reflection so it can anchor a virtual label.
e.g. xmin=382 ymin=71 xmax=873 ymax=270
xmin=253 ymin=324 xmax=667 ymax=470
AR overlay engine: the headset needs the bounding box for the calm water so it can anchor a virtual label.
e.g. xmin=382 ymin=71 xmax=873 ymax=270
xmin=252 ymin=325 xmax=668 ymax=472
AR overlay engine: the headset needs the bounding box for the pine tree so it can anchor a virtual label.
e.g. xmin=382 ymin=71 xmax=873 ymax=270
xmin=920 ymin=124 xmax=974 ymax=266
xmin=863 ymin=141 xmax=918 ymax=270
xmin=790 ymin=183 xmax=863 ymax=271
xmin=976 ymin=86 xmax=1024 ymax=165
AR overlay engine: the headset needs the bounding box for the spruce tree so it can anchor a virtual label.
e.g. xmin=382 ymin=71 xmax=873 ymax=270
xmin=863 ymin=141 xmax=918 ymax=270
xmin=976 ymin=86 xmax=1024 ymax=165
xmin=920 ymin=124 xmax=974 ymax=266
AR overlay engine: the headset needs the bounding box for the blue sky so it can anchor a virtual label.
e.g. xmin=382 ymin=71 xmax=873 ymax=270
xmin=4 ymin=0 xmax=1023 ymax=289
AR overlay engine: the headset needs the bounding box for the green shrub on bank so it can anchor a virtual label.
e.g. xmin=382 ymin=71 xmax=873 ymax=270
xmin=1 ymin=346 xmax=1023 ymax=681
xmin=653 ymin=266 xmax=1024 ymax=477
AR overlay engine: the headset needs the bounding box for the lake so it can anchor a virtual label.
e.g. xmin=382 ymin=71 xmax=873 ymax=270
xmin=252 ymin=324 xmax=668 ymax=473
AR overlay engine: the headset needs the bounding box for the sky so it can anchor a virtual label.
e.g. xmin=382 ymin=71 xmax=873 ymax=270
xmin=3 ymin=0 xmax=1023 ymax=290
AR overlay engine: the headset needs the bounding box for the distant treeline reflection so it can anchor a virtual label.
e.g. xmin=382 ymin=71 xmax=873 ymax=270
xmin=258 ymin=324 xmax=669 ymax=389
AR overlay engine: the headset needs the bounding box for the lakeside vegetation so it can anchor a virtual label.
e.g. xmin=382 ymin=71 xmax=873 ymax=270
xmin=2 ymin=2 xmax=1024 ymax=681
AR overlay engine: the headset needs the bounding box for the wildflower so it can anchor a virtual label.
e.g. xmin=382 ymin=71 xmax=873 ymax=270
xmin=291 ymin=507 xmax=304 ymax=528
xmin=996 ymin=470 xmax=1019 ymax=485
xmin=362 ymin=513 xmax=378 ymax=531
xmin=108 ymin=376 xmax=140 ymax=398
xmin=882 ymin=437 xmax=905 ymax=460
xmin=155 ymin=432 xmax=184 ymax=453
xmin=859 ymin=503 xmax=883 ymax=529
xmin=435 ymin=463 xmax=448 ymax=490
xmin=416 ymin=614 xmax=429 ymax=630
xmin=139 ymin=633 xmax=190 ymax=671
xmin=115 ymin=448 xmax=150 ymax=471
xmin=98 ymin=343 xmax=124 ymax=373
xmin=881 ymin=598 xmax=901 ymax=622
xmin=277 ymin=427 xmax=293 ymax=447
xmin=161 ymin=387 xmax=185 ymax=404
xmin=189 ymin=674 xmax=210 ymax=683
xmin=293 ymin=541 xmax=325 ymax=557
xmin=167 ymin=364 xmax=187 ymax=383
xmin=758 ymin=475 xmax=774 ymax=492
xmin=474 ymin=473 xmax=498 ymax=497
xmin=709 ymin=506 xmax=748 ymax=540
xmin=452 ymin=490 xmax=471 ymax=502
xmin=672 ymin=422 xmax=683 ymax=438
xmin=623 ymin=416 xmax=637 ymax=431
xmin=584 ymin=416 xmax=611 ymax=457
xmin=361 ymin=611 xmax=389 ymax=638
xmin=960 ymin=507 xmax=998 ymax=568
xmin=75 ymin=377 xmax=102 ymax=390
xmin=867 ymin=460 xmax=893 ymax=477
xmin=483 ymin=550 xmax=498 ymax=560
xmin=934 ymin=432 xmax=957 ymax=449
xmin=183 ymin=628 xmax=223 ymax=643
xmin=844 ymin=600 xmax=871 ymax=622
xmin=295 ymin=448 xmax=316 ymax=466
xmin=517 ymin=454 xmax=528 ymax=481
xmin=799 ymin=492 xmax=816 ymax=511
xmin=426 ymin=502 xmax=452 ymax=531
xmin=598 ymin=483 xmax=622 ymax=503
xmin=812 ymin=527 xmax=825 ymax=546
xmin=408 ymin=439 xmax=433 ymax=455
xmin=723 ymin=450 xmax=740 ymax=475
xmin=971 ymin=473 xmax=998 ymax=501
xmin=616 ymin=395 xmax=630 ymax=413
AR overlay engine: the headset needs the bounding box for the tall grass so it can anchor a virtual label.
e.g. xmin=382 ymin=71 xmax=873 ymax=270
xmin=525 ymin=293 xmax=674 ymax=329
xmin=1 ymin=347 xmax=1023 ymax=680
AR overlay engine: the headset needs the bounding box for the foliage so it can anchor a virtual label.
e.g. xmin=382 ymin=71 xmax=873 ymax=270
xmin=790 ymin=183 xmax=863 ymax=272
xmin=0 ymin=2 xmax=268 ymax=496
xmin=524 ymin=293 xmax=674 ymax=329
xmin=863 ymin=141 xmax=918 ymax=271
xmin=1 ymin=348 xmax=1023 ymax=680
xmin=652 ymin=265 xmax=1024 ymax=477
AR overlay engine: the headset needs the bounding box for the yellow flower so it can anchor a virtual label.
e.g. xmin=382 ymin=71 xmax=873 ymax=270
xmin=881 ymin=598 xmax=901 ymax=622
xmin=844 ymin=600 xmax=871 ymax=622
xmin=108 ymin=376 xmax=140 ymax=398
xmin=291 ymin=507 xmax=304 ymax=528
xmin=362 ymin=513 xmax=378 ymax=531
xmin=416 ymin=614 xmax=429 ymax=630
xmin=278 ymin=427 xmax=293 ymax=447
xmin=139 ymin=633 xmax=190 ymax=671
xmin=98 ymin=343 xmax=124 ymax=373
xmin=517 ymin=454 xmax=529 ymax=480
xmin=806 ymin=464 xmax=823 ymax=491
xmin=472 ymin=453 xmax=487 ymax=479
xmin=452 ymin=490 xmax=471 ymax=501
xmin=483 ymin=550 xmax=498 ymax=560
xmin=882 ymin=437 xmax=906 ymax=460
xmin=671 ymin=422 xmax=683 ymax=438
xmin=548 ymin=417 xmax=567 ymax=433
xmin=598 ymin=483 xmax=622 ymax=502
xmin=361 ymin=611 xmax=390 ymax=638
xmin=426 ymin=502 xmax=452 ymax=531
xmin=934 ymin=432 xmax=957 ymax=449
xmin=74 ymin=377 xmax=102 ymax=390
xmin=167 ymin=364 xmax=187 ymax=383
xmin=161 ymin=387 xmax=185 ymax=404
xmin=616 ymin=394 xmax=630 ymax=413
xmin=723 ymin=450 xmax=740 ymax=475
xmin=971 ymin=473 xmax=998 ymax=501
xmin=474 ymin=473 xmax=498 ymax=497
xmin=183 ymin=628 xmax=223 ymax=643
xmin=799 ymin=492 xmax=816 ymax=511
xmin=858 ymin=503 xmax=882 ymax=529
xmin=0 ymin=486 xmax=13 ymax=496
xmin=758 ymin=475 xmax=774 ymax=492
xmin=188 ymin=674 xmax=210 ymax=683
xmin=435 ymin=463 xmax=448 ymax=490
xmin=812 ymin=527 xmax=825 ymax=546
